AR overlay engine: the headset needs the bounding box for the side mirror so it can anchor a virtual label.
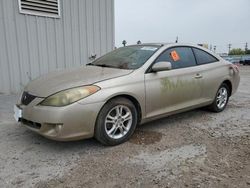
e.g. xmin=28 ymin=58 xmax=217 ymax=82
xmin=151 ymin=61 xmax=172 ymax=72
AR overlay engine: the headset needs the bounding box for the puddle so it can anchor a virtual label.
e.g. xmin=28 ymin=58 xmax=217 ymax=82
xmin=129 ymin=130 xmax=163 ymax=145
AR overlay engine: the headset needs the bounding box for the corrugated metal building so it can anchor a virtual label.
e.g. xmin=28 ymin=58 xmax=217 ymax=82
xmin=0 ymin=0 xmax=115 ymax=94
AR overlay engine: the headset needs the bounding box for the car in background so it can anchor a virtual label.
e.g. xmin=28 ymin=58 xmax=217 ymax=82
xmin=240 ymin=56 xmax=250 ymax=65
xmin=14 ymin=43 xmax=240 ymax=145
xmin=224 ymin=57 xmax=241 ymax=65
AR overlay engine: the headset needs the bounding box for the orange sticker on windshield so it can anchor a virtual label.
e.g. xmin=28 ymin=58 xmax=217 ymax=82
xmin=170 ymin=50 xmax=180 ymax=62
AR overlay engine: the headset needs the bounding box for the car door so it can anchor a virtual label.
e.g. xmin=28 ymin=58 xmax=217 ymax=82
xmin=192 ymin=48 xmax=223 ymax=102
xmin=144 ymin=47 xmax=203 ymax=118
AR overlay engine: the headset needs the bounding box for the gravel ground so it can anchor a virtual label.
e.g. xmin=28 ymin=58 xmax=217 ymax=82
xmin=0 ymin=66 xmax=250 ymax=188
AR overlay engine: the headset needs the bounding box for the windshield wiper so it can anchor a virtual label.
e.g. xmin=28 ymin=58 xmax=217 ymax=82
xmin=86 ymin=63 xmax=117 ymax=68
xmin=95 ymin=64 xmax=117 ymax=68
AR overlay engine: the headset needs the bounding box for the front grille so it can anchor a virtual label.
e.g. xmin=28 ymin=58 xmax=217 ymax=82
xmin=20 ymin=118 xmax=41 ymax=129
xmin=21 ymin=92 xmax=36 ymax=105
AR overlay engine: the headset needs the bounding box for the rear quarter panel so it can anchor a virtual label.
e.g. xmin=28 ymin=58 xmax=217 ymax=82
xmin=198 ymin=60 xmax=239 ymax=101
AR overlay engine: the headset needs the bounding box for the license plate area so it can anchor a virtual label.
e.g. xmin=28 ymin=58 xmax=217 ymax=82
xmin=14 ymin=105 xmax=22 ymax=122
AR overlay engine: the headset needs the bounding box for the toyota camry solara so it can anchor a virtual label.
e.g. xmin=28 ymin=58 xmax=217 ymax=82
xmin=14 ymin=43 xmax=240 ymax=145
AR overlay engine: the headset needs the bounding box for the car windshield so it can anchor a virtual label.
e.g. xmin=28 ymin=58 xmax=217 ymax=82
xmin=90 ymin=45 xmax=159 ymax=70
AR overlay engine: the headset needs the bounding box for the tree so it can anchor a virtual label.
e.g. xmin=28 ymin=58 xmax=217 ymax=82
xmin=229 ymin=48 xmax=245 ymax=55
xmin=245 ymin=49 xmax=250 ymax=54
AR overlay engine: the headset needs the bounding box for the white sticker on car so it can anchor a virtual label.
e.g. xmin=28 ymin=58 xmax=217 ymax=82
xmin=141 ymin=47 xmax=158 ymax=51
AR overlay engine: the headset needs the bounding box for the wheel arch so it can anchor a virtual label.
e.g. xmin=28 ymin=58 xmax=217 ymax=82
xmin=101 ymin=94 xmax=142 ymax=125
xmin=222 ymin=80 xmax=232 ymax=96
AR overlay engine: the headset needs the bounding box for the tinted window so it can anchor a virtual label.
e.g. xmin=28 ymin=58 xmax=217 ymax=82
xmin=155 ymin=47 xmax=196 ymax=69
xmin=193 ymin=48 xmax=218 ymax=65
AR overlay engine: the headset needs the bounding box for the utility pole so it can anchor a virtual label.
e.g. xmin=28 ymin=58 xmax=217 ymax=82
xmin=245 ymin=42 xmax=248 ymax=51
xmin=175 ymin=36 xmax=178 ymax=43
xmin=228 ymin=44 xmax=232 ymax=54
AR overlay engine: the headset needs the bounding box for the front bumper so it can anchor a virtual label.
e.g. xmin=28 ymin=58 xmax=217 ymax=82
xmin=17 ymin=97 xmax=105 ymax=141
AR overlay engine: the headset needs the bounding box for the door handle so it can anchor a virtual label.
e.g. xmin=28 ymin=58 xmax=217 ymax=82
xmin=194 ymin=73 xmax=203 ymax=79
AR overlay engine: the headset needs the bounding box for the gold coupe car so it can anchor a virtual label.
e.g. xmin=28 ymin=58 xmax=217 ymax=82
xmin=14 ymin=43 xmax=240 ymax=145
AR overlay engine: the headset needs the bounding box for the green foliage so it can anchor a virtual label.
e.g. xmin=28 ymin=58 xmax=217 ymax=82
xmin=245 ymin=49 xmax=250 ymax=54
xmin=229 ymin=48 xmax=245 ymax=55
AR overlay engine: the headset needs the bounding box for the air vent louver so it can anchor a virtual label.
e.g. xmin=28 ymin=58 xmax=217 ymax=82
xmin=19 ymin=0 xmax=60 ymax=17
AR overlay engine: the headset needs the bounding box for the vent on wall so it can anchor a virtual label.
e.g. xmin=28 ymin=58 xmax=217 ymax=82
xmin=18 ymin=0 xmax=60 ymax=18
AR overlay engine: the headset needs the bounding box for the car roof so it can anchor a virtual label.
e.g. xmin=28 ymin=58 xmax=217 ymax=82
xmin=128 ymin=43 xmax=205 ymax=48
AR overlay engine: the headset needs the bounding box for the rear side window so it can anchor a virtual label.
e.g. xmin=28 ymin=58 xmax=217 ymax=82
xmin=193 ymin=48 xmax=218 ymax=65
xmin=155 ymin=47 xmax=196 ymax=69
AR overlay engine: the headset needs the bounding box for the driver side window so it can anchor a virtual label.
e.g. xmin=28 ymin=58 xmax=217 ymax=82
xmin=155 ymin=47 xmax=196 ymax=69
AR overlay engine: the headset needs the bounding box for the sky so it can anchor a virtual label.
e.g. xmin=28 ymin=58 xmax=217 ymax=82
xmin=115 ymin=0 xmax=250 ymax=53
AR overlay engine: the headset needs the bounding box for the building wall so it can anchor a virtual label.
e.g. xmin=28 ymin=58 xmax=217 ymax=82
xmin=0 ymin=0 xmax=115 ymax=94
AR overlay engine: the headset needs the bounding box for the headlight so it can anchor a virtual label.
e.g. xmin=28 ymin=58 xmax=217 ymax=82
xmin=40 ymin=86 xmax=100 ymax=107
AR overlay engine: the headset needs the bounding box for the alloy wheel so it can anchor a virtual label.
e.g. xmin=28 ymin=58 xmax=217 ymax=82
xmin=216 ymin=87 xmax=228 ymax=109
xmin=104 ymin=105 xmax=133 ymax=139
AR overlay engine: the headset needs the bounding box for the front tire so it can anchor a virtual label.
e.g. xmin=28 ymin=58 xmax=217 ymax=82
xmin=95 ymin=97 xmax=138 ymax=146
xmin=208 ymin=83 xmax=230 ymax=112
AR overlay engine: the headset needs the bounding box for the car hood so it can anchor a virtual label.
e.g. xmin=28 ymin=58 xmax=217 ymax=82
xmin=25 ymin=66 xmax=133 ymax=97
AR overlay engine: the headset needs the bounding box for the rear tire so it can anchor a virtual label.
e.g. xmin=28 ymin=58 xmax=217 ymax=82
xmin=208 ymin=83 xmax=230 ymax=113
xmin=95 ymin=97 xmax=137 ymax=146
